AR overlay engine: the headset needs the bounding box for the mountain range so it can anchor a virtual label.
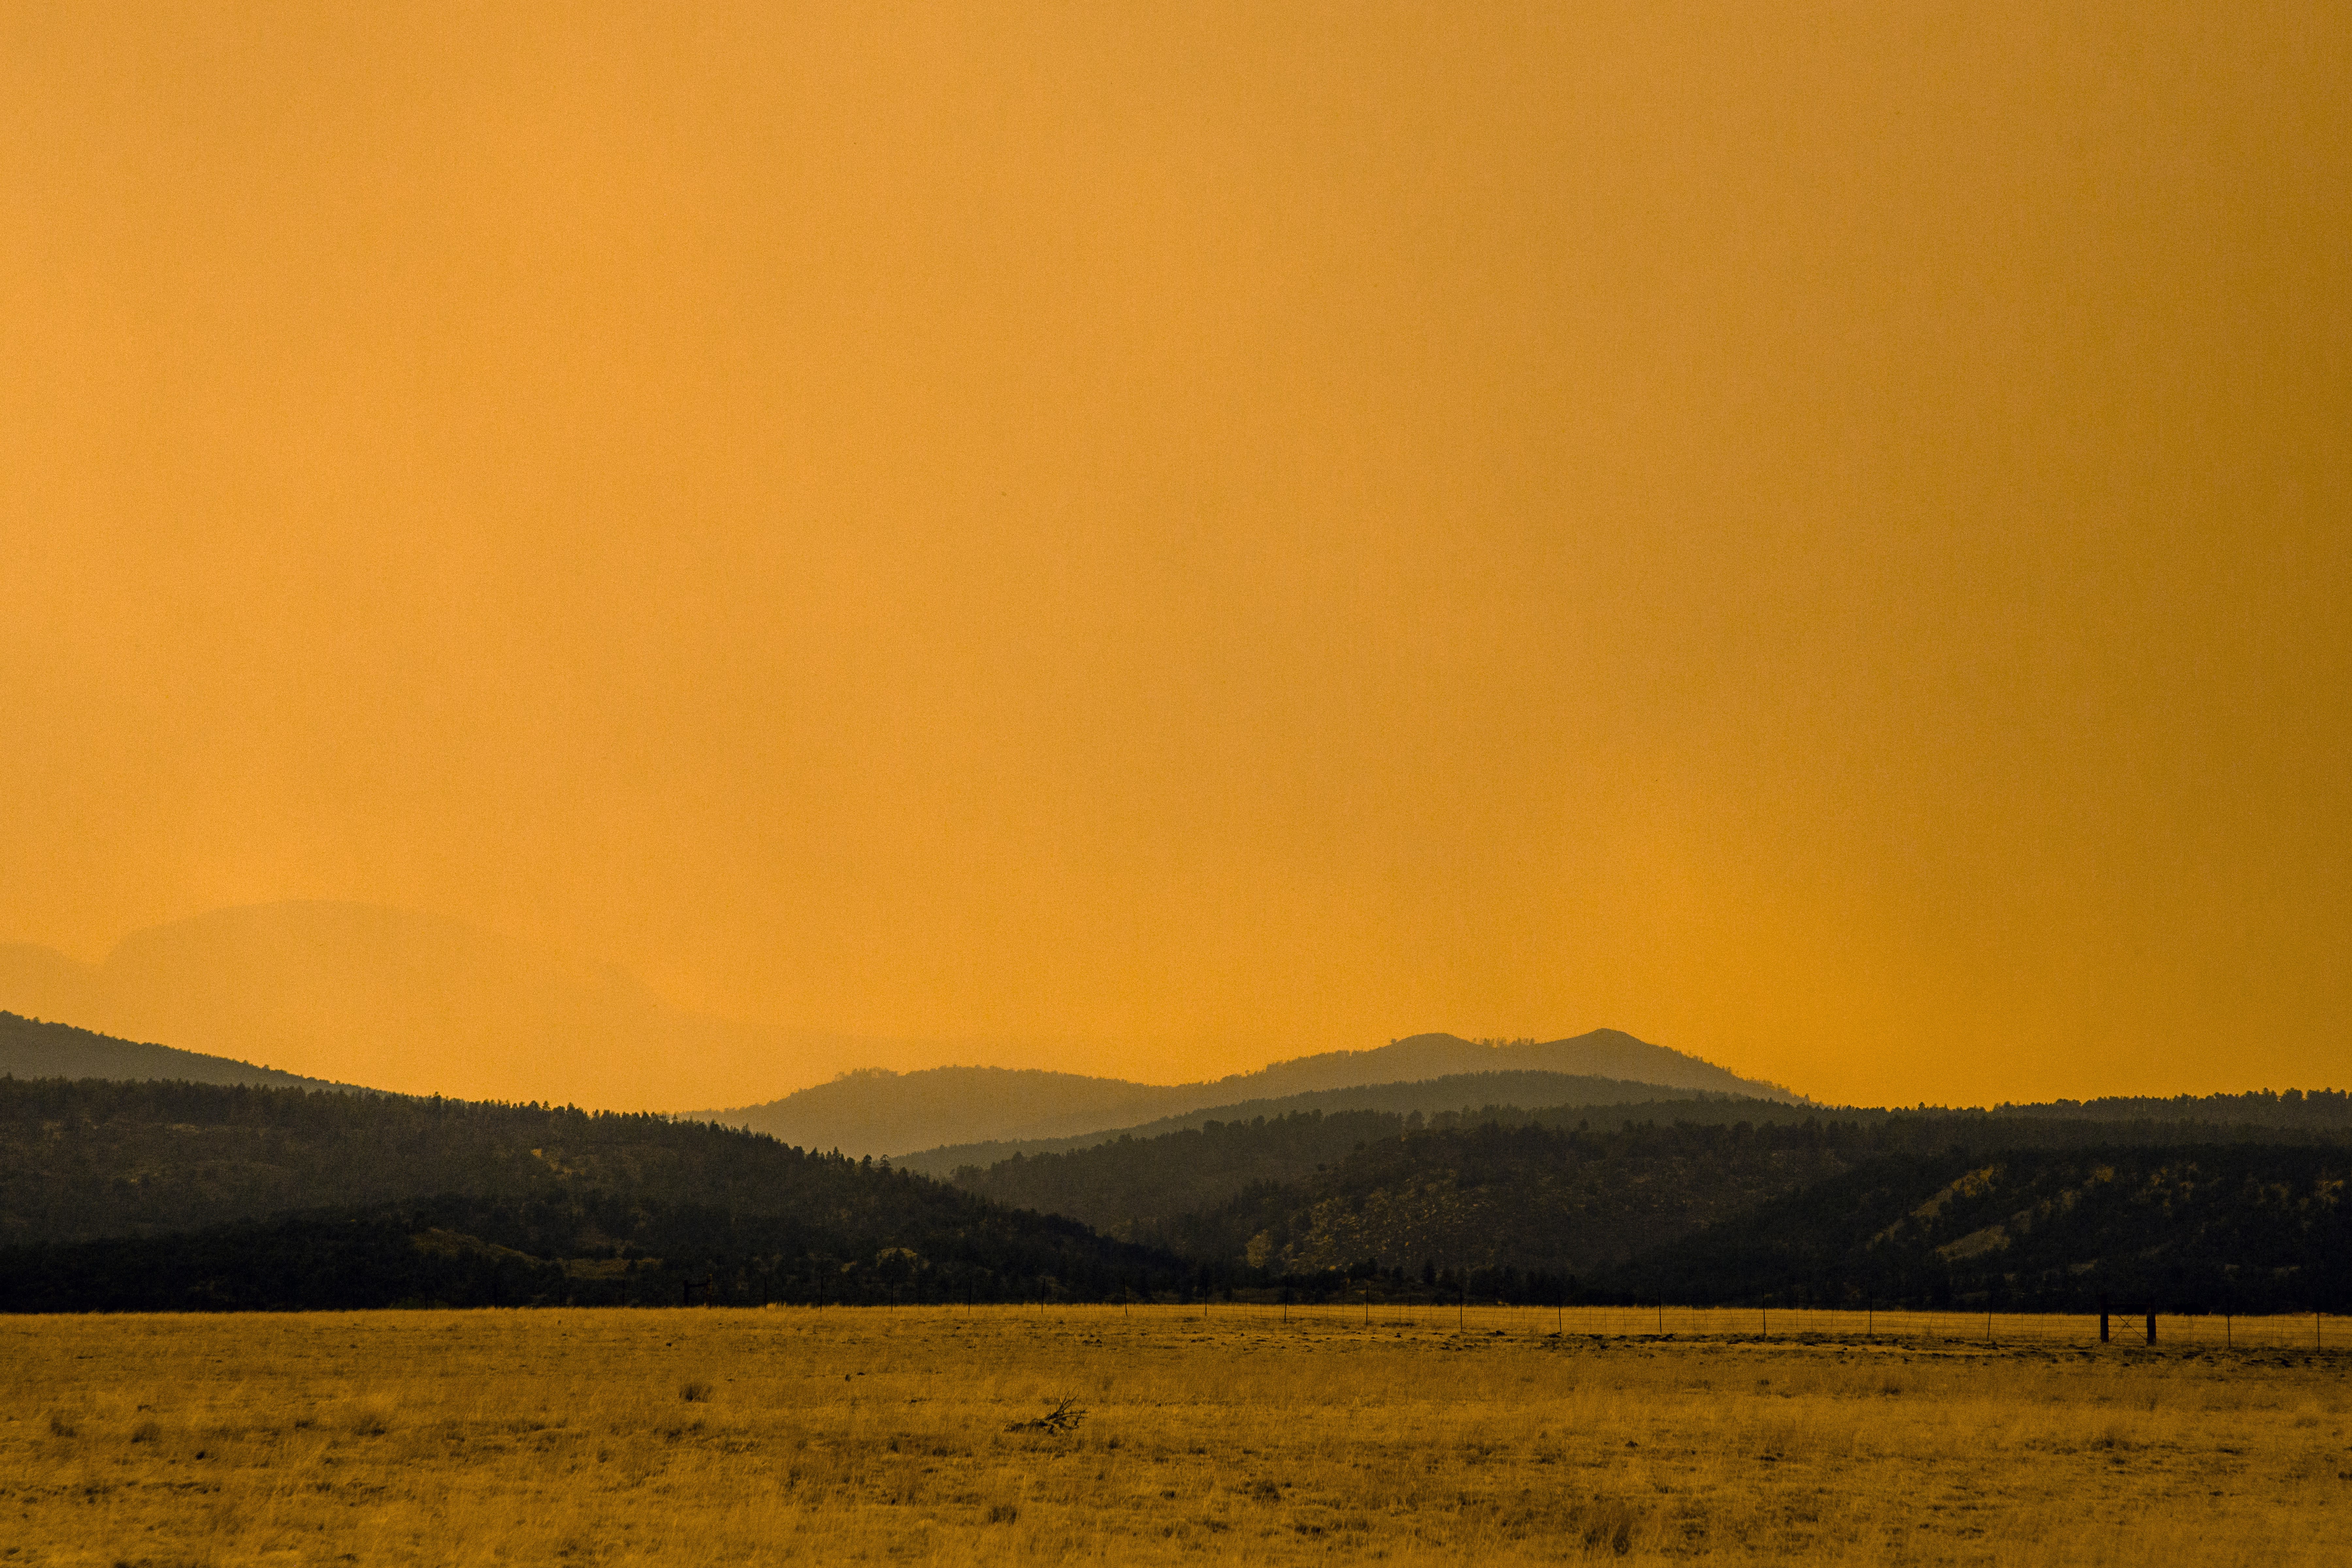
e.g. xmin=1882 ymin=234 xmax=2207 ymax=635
xmin=7 ymin=1067 xmax=2347 ymax=1315
xmin=3 ymin=903 xmax=1791 ymax=1152
xmin=9 ymin=914 xmax=2346 ymax=1318
xmin=709 ymin=1031 xmax=1794 ymax=1157
xmin=2 ymin=1009 xmax=1781 ymax=1163
xmin=890 ymin=1070 xmax=1752 ymax=1177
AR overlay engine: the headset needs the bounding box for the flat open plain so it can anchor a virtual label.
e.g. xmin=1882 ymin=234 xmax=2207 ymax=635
xmin=4 ymin=1305 xmax=2345 ymax=1565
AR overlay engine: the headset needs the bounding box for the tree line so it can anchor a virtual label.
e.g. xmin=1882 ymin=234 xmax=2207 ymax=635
xmin=9 ymin=1074 xmax=2350 ymax=1314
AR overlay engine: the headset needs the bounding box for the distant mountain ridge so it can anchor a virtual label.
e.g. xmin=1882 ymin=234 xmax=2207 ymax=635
xmin=9 ymin=1056 xmax=2349 ymax=1315
xmin=1222 ymin=1033 xmax=1795 ymax=1102
xmin=891 ymin=1070 xmax=1744 ymax=1177
xmin=0 ymin=1011 xmax=376 ymax=1095
xmin=709 ymin=1030 xmax=1797 ymax=1156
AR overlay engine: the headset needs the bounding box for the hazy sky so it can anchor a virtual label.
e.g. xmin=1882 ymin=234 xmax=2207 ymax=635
xmin=5 ymin=3 xmax=2346 ymax=1106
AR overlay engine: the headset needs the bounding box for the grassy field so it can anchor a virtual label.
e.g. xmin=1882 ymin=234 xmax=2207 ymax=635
xmin=4 ymin=1305 xmax=2347 ymax=1565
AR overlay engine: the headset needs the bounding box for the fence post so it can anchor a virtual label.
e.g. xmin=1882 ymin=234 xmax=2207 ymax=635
xmin=2145 ymin=1307 xmax=2156 ymax=1346
xmin=2099 ymin=1293 xmax=2109 ymax=1344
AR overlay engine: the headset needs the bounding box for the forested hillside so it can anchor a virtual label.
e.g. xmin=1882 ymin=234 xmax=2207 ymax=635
xmin=13 ymin=1071 xmax=2349 ymax=1315
xmin=897 ymin=1070 xmax=1732 ymax=1176
xmin=956 ymin=1109 xmax=1402 ymax=1233
xmin=0 ymin=1077 xmax=1180 ymax=1310
xmin=1618 ymin=1143 xmax=2352 ymax=1314
xmin=950 ymin=1093 xmax=2352 ymax=1245
xmin=2 ymin=1076 xmax=870 ymax=1244
xmin=949 ymin=1098 xmax=2352 ymax=1313
xmin=0 ymin=1187 xmax=1183 ymax=1313
xmin=951 ymin=1098 xmax=1801 ymax=1235
xmin=1140 ymin=1117 xmax=1858 ymax=1276
xmin=1988 ymin=1089 xmax=2352 ymax=1129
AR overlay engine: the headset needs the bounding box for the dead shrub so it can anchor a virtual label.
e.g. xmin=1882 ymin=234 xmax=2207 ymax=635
xmin=47 ymin=1413 xmax=76 ymax=1438
xmin=679 ymin=1380 xmax=715 ymax=1403
xmin=130 ymin=1420 xmax=162 ymax=1444
xmin=1005 ymin=1396 xmax=1084 ymax=1434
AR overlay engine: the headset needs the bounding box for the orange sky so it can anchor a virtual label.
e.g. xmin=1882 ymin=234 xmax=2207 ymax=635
xmin=4 ymin=2 xmax=2346 ymax=1107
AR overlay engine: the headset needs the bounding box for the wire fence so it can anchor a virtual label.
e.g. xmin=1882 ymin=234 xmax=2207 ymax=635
xmin=953 ymin=1299 xmax=2347 ymax=1351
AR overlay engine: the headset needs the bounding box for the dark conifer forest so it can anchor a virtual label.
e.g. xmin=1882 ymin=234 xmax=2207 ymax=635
xmin=4 ymin=1071 xmax=2348 ymax=1313
xmin=0 ymin=1077 xmax=1184 ymax=1310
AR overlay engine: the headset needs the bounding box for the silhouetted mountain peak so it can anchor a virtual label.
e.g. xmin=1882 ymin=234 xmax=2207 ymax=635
xmin=714 ymin=1028 xmax=1796 ymax=1156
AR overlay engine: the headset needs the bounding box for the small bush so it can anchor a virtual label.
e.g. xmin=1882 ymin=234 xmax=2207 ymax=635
xmin=986 ymin=1503 xmax=1020 ymax=1525
xmin=47 ymin=1413 xmax=76 ymax=1438
xmin=679 ymin=1380 xmax=714 ymax=1403
xmin=130 ymin=1420 xmax=162 ymax=1444
xmin=1004 ymin=1396 xmax=1083 ymax=1434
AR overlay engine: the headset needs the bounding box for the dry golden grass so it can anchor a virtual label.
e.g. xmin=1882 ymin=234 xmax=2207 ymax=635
xmin=3 ymin=1304 xmax=2347 ymax=1565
